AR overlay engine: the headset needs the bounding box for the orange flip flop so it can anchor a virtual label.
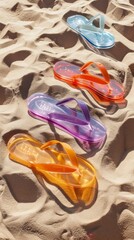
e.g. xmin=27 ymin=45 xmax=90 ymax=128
xmin=7 ymin=133 xmax=97 ymax=206
xmin=53 ymin=61 xmax=126 ymax=107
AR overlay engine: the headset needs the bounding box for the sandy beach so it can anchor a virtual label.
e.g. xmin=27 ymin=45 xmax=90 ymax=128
xmin=0 ymin=0 xmax=134 ymax=239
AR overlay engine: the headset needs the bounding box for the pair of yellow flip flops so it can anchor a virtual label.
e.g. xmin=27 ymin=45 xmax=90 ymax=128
xmin=7 ymin=133 xmax=97 ymax=206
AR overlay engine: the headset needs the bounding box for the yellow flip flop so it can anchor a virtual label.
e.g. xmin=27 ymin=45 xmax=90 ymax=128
xmin=7 ymin=133 xmax=97 ymax=206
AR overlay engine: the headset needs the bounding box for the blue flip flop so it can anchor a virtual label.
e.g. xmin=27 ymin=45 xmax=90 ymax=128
xmin=67 ymin=14 xmax=115 ymax=49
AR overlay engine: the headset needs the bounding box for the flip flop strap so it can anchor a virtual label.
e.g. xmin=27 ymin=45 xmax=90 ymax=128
xmin=49 ymin=112 xmax=90 ymax=126
xmin=31 ymin=163 xmax=77 ymax=173
xmin=81 ymin=61 xmax=109 ymax=83
xmin=41 ymin=140 xmax=79 ymax=169
xmin=49 ymin=98 xmax=92 ymax=129
xmin=57 ymin=97 xmax=91 ymax=124
xmin=72 ymin=61 xmax=110 ymax=85
xmin=79 ymin=14 xmax=105 ymax=33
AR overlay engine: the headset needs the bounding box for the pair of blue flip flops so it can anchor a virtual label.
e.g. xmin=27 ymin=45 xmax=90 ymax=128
xmin=67 ymin=14 xmax=115 ymax=49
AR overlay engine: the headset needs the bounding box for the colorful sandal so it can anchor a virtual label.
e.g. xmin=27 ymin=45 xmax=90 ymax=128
xmin=53 ymin=61 xmax=126 ymax=107
xmin=7 ymin=133 xmax=97 ymax=206
xmin=27 ymin=93 xmax=106 ymax=152
xmin=67 ymin=14 xmax=115 ymax=49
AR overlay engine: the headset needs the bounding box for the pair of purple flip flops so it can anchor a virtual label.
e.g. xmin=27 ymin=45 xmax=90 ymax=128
xmin=27 ymin=93 xmax=106 ymax=152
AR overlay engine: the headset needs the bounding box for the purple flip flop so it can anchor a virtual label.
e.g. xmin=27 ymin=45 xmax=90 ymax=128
xmin=27 ymin=93 xmax=106 ymax=152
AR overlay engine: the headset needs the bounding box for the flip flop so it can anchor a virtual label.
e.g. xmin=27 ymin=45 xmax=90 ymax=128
xmin=53 ymin=61 xmax=126 ymax=107
xmin=27 ymin=93 xmax=106 ymax=152
xmin=7 ymin=133 xmax=97 ymax=206
xmin=67 ymin=14 xmax=115 ymax=49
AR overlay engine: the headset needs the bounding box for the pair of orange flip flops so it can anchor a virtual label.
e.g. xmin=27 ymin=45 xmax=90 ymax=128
xmin=7 ymin=134 xmax=97 ymax=206
xmin=53 ymin=61 xmax=126 ymax=107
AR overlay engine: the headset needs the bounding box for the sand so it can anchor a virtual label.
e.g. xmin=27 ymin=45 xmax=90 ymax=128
xmin=0 ymin=0 xmax=134 ymax=239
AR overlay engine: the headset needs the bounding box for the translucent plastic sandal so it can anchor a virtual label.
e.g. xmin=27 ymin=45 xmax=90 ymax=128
xmin=7 ymin=133 xmax=97 ymax=206
xmin=27 ymin=93 xmax=106 ymax=152
xmin=67 ymin=14 xmax=115 ymax=49
xmin=53 ymin=60 xmax=126 ymax=107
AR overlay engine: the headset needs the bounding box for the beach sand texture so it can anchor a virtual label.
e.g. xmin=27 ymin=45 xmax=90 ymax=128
xmin=0 ymin=0 xmax=134 ymax=239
